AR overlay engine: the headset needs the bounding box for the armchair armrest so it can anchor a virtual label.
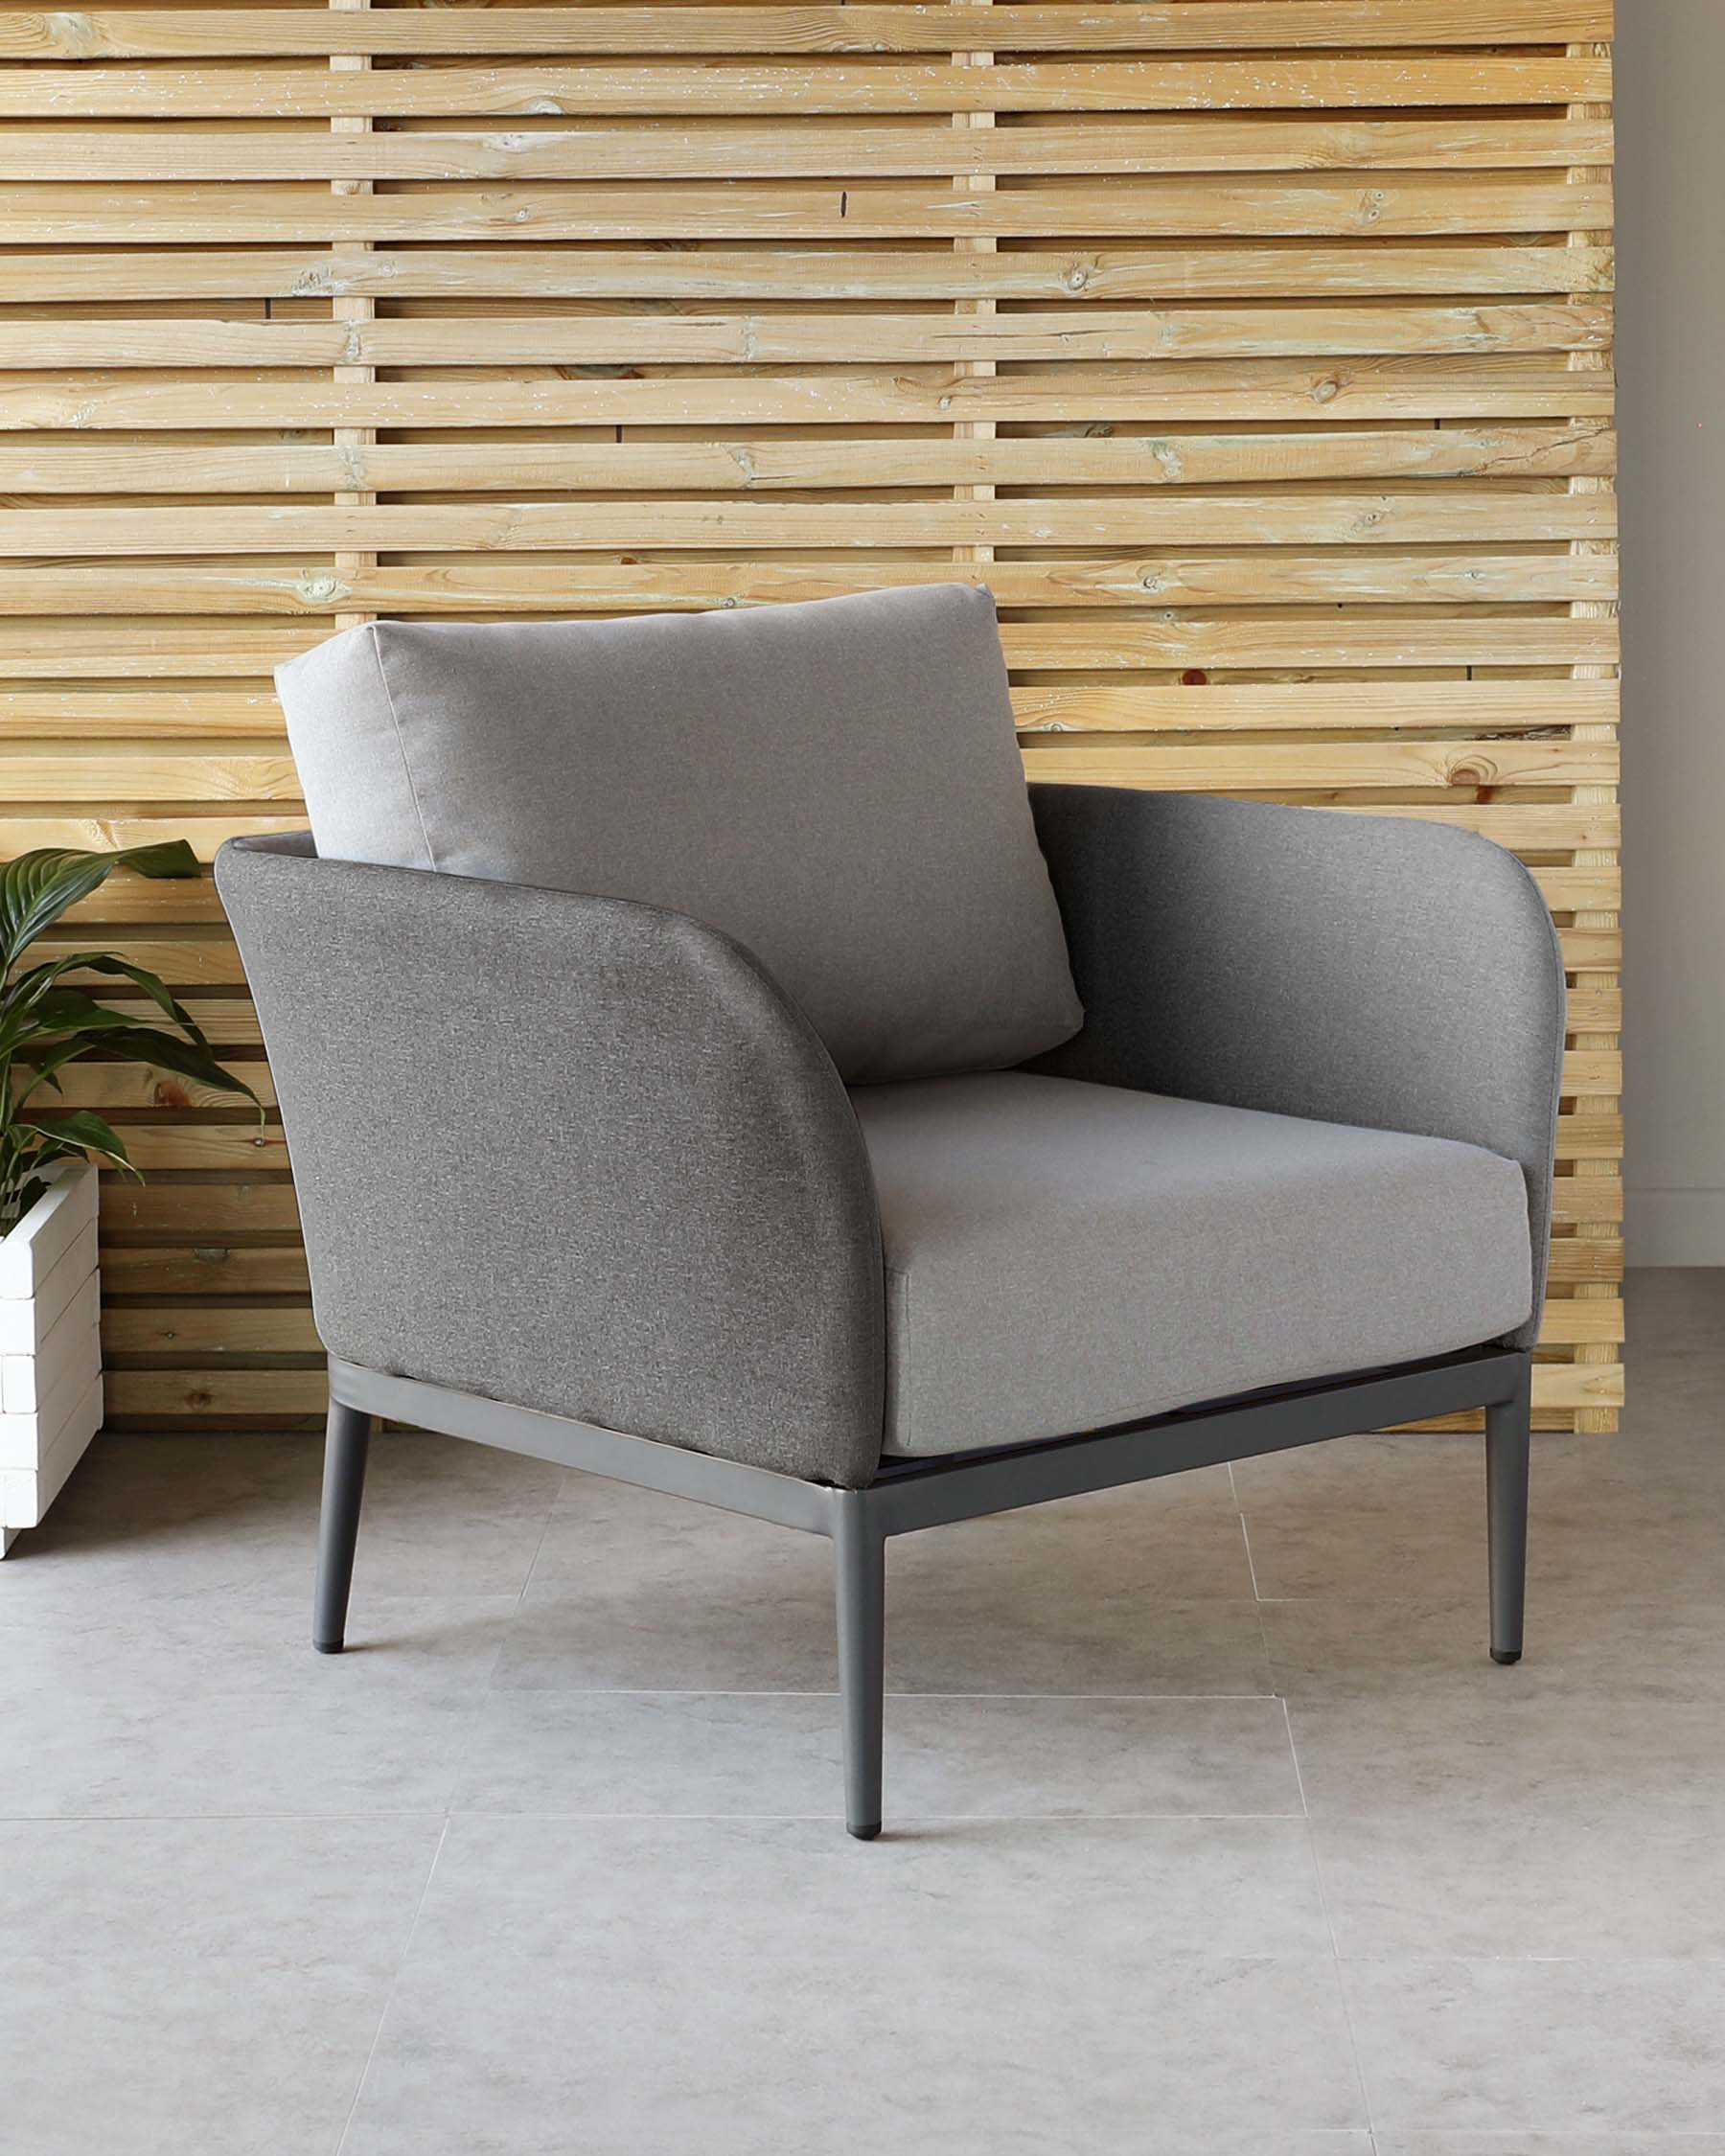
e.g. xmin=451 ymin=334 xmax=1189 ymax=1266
xmin=216 ymin=836 xmax=885 ymax=1486
xmin=1028 ymin=787 xmax=1565 ymax=1349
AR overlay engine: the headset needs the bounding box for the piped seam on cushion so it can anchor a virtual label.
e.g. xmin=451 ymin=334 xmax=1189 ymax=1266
xmin=365 ymin=623 xmax=440 ymax=872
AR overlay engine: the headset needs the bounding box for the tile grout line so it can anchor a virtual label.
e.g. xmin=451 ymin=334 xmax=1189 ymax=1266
xmin=431 ymin=1472 xmax=569 ymax=1803
xmin=327 ymin=1458 xmax=564 ymax=2150
xmin=1242 ymin=1501 xmax=1268 ymax=1604
xmin=1230 ymin=1467 xmax=1281 ymax=1693
xmin=0 ymin=1806 xmax=1321 ymax=1824
xmin=433 ymin=1808 xmax=1319 ymax=1823
xmin=515 ymin=1476 xmax=568 ymax=1608
xmin=479 ymin=1686 xmax=1287 ymax=1699
xmin=333 ymin=1813 xmax=450 ymax=2156
xmin=1283 ymin=1695 xmax=1379 ymax=2145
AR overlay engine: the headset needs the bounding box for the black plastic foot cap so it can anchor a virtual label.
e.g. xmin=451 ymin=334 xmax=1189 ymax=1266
xmin=312 ymin=1638 xmax=345 ymax=1655
xmin=1491 ymin=1647 xmax=1522 ymax=1665
xmin=848 ymin=1821 xmax=882 ymax=1842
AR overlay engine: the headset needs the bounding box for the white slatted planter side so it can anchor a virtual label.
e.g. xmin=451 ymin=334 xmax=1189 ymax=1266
xmin=0 ymin=1163 xmax=103 ymax=1553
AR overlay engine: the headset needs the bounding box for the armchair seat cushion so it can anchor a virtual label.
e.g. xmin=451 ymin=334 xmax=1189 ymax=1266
xmin=850 ymin=1073 xmax=1533 ymax=1458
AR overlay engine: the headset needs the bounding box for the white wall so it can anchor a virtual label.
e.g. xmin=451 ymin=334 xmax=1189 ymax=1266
xmin=1618 ymin=1 xmax=1725 ymax=1262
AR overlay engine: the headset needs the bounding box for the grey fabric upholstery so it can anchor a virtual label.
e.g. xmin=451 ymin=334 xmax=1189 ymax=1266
xmin=215 ymin=835 xmax=886 ymax=1488
xmin=273 ymin=585 xmax=1081 ymax=1084
xmin=1028 ymin=787 xmax=1565 ymax=1351
xmin=220 ymin=758 xmax=1560 ymax=1480
xmin=852 ymin=1072 xmax=1532 ymax=1457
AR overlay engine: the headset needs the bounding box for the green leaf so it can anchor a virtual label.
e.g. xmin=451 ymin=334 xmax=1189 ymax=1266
xmin=0 ymin=985 xmax=159 ymax=1059
xmin=3 ymin=951 xmax=194 ymax=1034
xmin=8 ymin=1022 xmax=258 ymax=1125
xmin=0 ymin=840 xmax=199 ymax=977
xmin=82 ymin=1024 xmax=259 ymax=1106
xmin=7 ymin=1035 xmax=106 ymax=1113
xmin=93 ymin=955 xmax=193 ymax=1028
xmin=10 ymin=1139 xmax=76 ymax=1182
xmin=14 ymin=1111 xmax=136 ymax=1178
xmin=0 ymin=843 xmax=216 ymax=1223
xmin=0 ymin=1175 xmax=49 ymax=1239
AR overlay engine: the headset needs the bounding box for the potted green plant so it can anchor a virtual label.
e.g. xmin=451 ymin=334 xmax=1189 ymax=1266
xmin=0 ymin=841 xmax=257 ymax=1552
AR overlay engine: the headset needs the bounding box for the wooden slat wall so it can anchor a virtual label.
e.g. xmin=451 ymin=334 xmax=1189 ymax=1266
xmin=0 ymin=0 xmax=1620 ymax=1433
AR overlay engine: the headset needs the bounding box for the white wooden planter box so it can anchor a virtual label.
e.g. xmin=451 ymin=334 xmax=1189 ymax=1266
xmin=0 ymin=1162 xmax=103 ymax=1555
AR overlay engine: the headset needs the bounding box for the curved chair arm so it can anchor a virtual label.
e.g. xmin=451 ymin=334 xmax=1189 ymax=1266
xmin=216 ymin=836 xmax=886 ymax=1486
xmin=1027 ymin=787 xmax=1566 ymax=1348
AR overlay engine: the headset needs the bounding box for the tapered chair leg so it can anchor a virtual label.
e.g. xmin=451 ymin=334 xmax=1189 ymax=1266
xmin=1485 ymin=1356 xmax=1532 ymax=1666
xmin=313 ymin=1398 xmax=371 ymax=1654
xmin=833 ymin=1491 xmax=886 ymax=1840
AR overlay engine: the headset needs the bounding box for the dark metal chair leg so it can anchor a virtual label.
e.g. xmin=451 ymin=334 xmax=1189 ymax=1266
xmin=833 ymin=1491 xmax=886 ymax=1840
xmin=313 ymin=1398 xmax=371 ymax=1654
xmin=1485 ymin=1355 xmax=1532 ymax=1666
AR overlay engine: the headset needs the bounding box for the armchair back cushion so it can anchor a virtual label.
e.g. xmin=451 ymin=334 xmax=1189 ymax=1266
xmin=274 ymin=584 xmax=1082 ymax=1084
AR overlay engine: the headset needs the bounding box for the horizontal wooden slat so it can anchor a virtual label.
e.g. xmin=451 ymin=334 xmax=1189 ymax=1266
xmin=103 ymin=1303 xmax=318 ymax=1357
xmin=1546 ymin=1243 xmax=1624 ymax=1286
xmin=1 ymin=818 xmax=301 ymax=859
xmin=0 ymin=691 xmax=290 ymax=726
xmin=1173 ymin=803 xmax=1620 ymax=845
xmin=100 ymin=1247 xmax=309 ymax=1295
xmin=0 ymin=119 xmax=1613 ymax=180
xmin=57 ymin=883 xmax=234 ymax=929
xmin=101 ymin=1181 xmax=300 ymax=1238
xmin=0 ymin=731 xmax=1622 ymax=804
xmin=0 ymin=306 xmax=1610 ymax=371
xmin=1549 ymin=1181 xmax=1625 ymax=1226
xmin=1539 ymin=1298 xmax=1623 ymax=1346
xmin=3 ymin=244 xmax=1617 ymax=307
xmin=0 ymin=619 xmax=411 ymax=671
xmin=0 ymin=606 xmax=1571 ymax=673
xmin=0 ymin=800 xmax=1620 ymax=862
xmin=0 ymin=57 xmax=1614 ymax=118
xmin=1562 ymin=1052 xmax=1622 ymax=1093
xmin=102 ymin=1369 xmax=323 ymax=1418
xmin=0 ymin=493 xmax=1620 ymax=556
xmin=95 ymin=1127 xmax=289 ymax=1173
xmin=0 ymin=425 xmax=1616 ymax=495
xmin=0 ymin=176 xmax=1615 ymax=243
xmin=0 ymin=5 xmax=1614 ymax=61
xmin=34 ymin=929 xmax=255 ymax=986
xmin=1532 ymin=870 xmax=1622 ymax=914
xmin=0 ymin=748 xmax=299 ymax=802
xmin=1553 ymin=1113 xmax=1623 ymax=1160
xmin=1528 ymin=1361 xmax=1624 ymax=1410
xmin=1018 ymin=740 xmax=1620 ymax=790
xmin=1009 ymin=680 xmax=1623 ymax=730
xmin=0 ymin=552 xmax=1622 ymax=617
xmin=0 ymin=634 xmax=1632 ymax=680
xmin=1004 ymin=618 xmax=1621 ymax=668
xmin=0 ymin=358 xmax=1616 ymax=429
xmin=0 ymin=678 xmax=1622 ymax=734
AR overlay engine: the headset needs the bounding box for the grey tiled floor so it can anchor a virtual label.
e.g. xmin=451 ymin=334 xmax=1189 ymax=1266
xmin=1 ymin=1270 xmax=1721 ymax=2153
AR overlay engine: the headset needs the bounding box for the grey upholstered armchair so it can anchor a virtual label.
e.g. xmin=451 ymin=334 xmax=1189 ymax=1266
xmin=218 ymin=584 xmax=1564 ymax=1839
